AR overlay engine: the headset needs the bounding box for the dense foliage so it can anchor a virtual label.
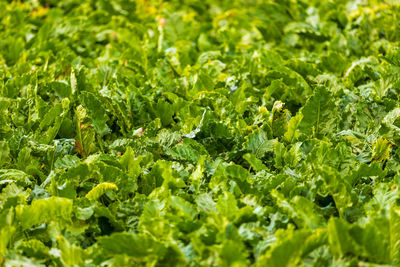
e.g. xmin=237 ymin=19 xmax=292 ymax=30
xmin=1 ymin=0 xmax=400 ymax=266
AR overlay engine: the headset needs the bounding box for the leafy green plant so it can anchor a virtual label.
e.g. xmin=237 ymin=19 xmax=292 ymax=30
xmin=1 ymin=0 xmax=400 ymax=266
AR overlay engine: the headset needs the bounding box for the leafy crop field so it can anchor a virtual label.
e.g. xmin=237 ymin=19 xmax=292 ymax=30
xmin=1 ymin=0 xmax=400 ymax=266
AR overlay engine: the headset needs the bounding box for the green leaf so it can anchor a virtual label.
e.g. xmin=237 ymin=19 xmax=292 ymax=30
xmin=57 ymin=236 xmax=86 ymax=267
xmin=17 ymin=240 xmax=49 ymax=259
xmin=154 ymin=99 xmax=175 ymax=127
xmin=274 ymin=141 xmax=286 ymax=169
xmin=49 ymin=81 xmax=72 ymax=99
xmin=0 ymin=209 xmax=15 ymax=259
xmin=0 ymin=140 xmax=10 ymax=167
xmin=327 ymin=217 xmax=358 ymax=259
xmin=243 ymin=153 xmax=267 ymax=171
xmin=119 ymin=146 xmax=142 ymax=179
xmin=224 ymin=164 xmax=250 ymax=182
xmin=284 ymin=113 xmax=303 ymax=143
xmin=166 ymin=139 xmax=205 ymax=163
xmin=216 ymin=192 xmax=238 ymax=219
xmin=317 ymin=166 xmax=353 ymax=216
xmin=37 ymin=99 xmax=70 ymax=144
xmin=0 ymin=98 xmax=11 ymax=134
xmin=256 ymin=228 xmax=311 ymax=267
xmin=169 ymin=196 xmax=196 ymax=219
xmin=80 ymin=92 xmax=110 ymax=136
xmin=299 ymin=86 xmax=337 ymax=137
xmin=272 ymin=190 xmax=325 ymax=229
xmin=0 ymin=169 xmax=32 ymax=187
xmin=219 ymin=240 xmax=248 ymax=266
xmin=98 ymin=233 xmax=165 ymax=258
xmin=284 ymin=142 xmax=302 ymax=168
xmin=390 ymin=206 xmax=400 ymax=264
xmin=196 ymin=193 xmax=217 ymax=213
xmin=372 ymin=138 xmax=392 ymax=162
xmin=15 ymin=197 xmax=73 ymax=230
xmin=192 ymin=72 xmax=214 ymax=95
xmin=244 ymin=128 xmax=276 ymax=158
xmin=85 ymin=182 xmax=118 ymax=201
xmin=190 ymin=155 xmax=206 ymax=192
xmin=54 ymin=154 xmax=80 ymax=169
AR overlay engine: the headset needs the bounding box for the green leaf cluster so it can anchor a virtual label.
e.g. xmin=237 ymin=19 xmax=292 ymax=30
xmin=1 ymin=0 xmax=400 ymax=266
